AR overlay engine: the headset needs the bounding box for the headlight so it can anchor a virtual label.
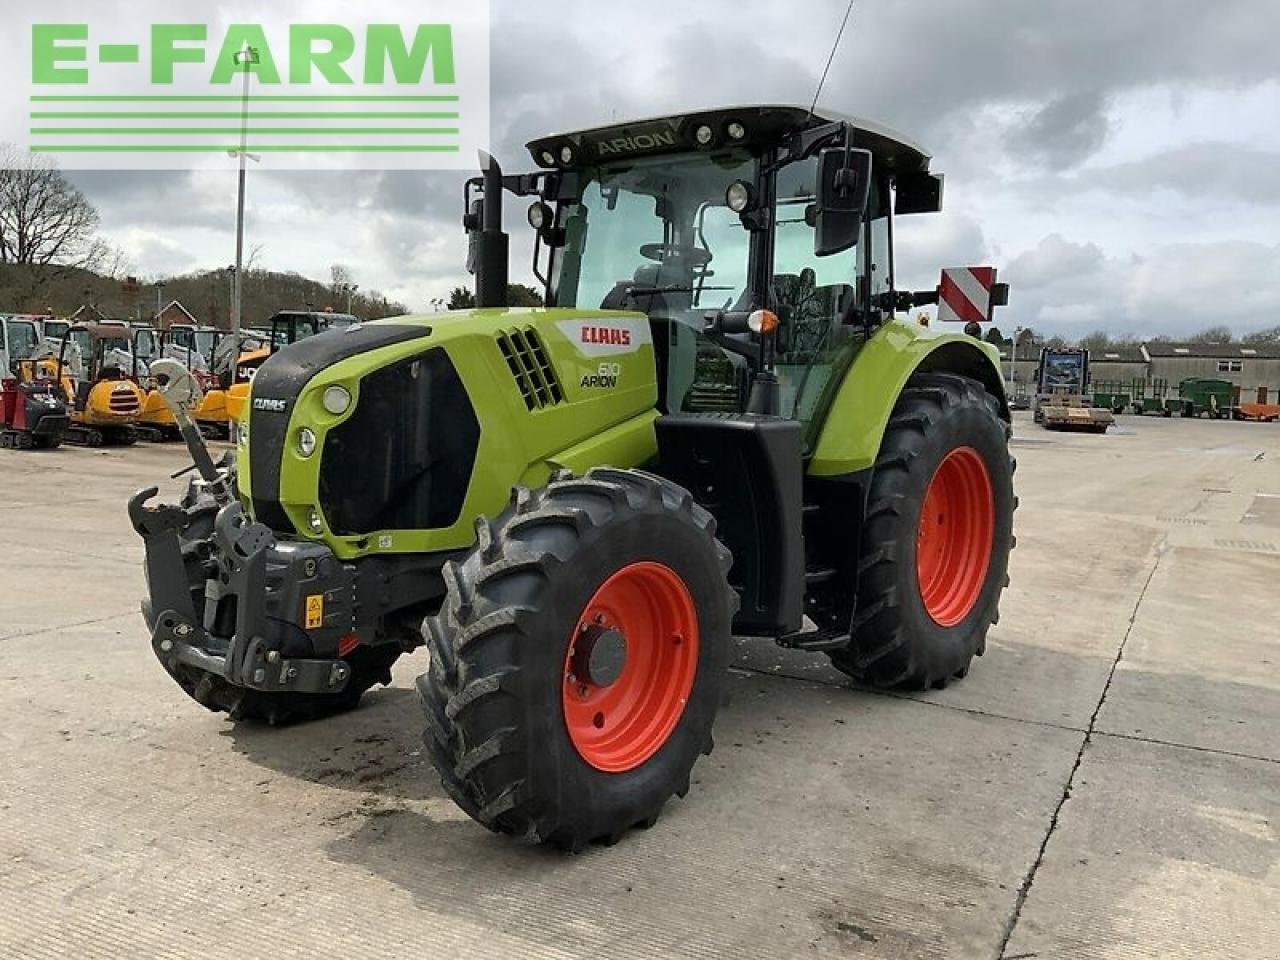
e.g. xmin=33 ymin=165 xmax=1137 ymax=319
xmin=726 ymin=180 xmax=755 ymax=213
xmin=559 ymin=144 xmax=574 ymax=165
xmin=306 ymin=508 xmax=324 ymax=535
xmin=694 ymin=124 xmax=715 ymax=147
xmin=297 ymin=427 xmax=317 ymax=458
xmin=539 ymin=150 xmax=556 ymax=167
xmin=322 ymin=385 xmax=351 ymax=415
xmin=726 ymin=120 xmax=747 ymax=141
xmin=527 ymin=201 xmax=552 ymax=231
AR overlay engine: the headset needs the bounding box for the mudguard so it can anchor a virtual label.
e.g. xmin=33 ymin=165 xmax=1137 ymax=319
xmin=808 ymin=320 xmax=1008 ymax=477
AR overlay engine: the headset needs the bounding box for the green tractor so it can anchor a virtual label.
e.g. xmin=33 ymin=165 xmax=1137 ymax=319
xmin=132 ymin=105 xmax=1015 ymax=850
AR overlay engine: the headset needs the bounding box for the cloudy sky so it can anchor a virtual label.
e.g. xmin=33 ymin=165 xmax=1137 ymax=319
xmin=68 ymin=0 xmax=1280 ymax=339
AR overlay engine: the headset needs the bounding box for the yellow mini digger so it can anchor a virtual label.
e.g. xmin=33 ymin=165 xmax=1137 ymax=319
xmin=52 ymin=323 xmax=146 ymax=446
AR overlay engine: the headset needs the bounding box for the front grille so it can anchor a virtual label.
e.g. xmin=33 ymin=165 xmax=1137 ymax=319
xmin=497 ymin=328 xmax=563 ymax=410
xmin=248 ymin=322 xmax=431 ymax=534
xmin=319 ymin=348 xmax=479 ymax=536
xmin=109 ymin=393 xmax=139 ymax=413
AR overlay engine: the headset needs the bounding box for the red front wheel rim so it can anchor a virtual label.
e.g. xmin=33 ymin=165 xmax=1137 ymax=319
xmin=916 ymin=447 xmax=995 ymax=628
xmin=562 ymin=562 xmax=699 ymax=773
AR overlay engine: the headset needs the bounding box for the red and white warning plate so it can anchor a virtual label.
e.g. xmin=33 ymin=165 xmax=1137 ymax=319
xmin=937 ymin=267 xmax=997 ymax=324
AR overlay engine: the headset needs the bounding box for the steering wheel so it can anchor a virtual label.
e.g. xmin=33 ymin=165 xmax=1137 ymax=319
xmin=638 ymin=243 xmax=712 ymax=269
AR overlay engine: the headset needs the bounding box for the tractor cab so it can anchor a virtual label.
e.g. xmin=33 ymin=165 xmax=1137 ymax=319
xmin=470 ymin=106 xmax=977 ymax=437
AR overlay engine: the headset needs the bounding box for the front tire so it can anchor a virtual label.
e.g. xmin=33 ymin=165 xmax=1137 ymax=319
xmin=417 ymin=468 xmax=734 ymax=850
xmin=830 ymin=374 xmax=1015 ymax=690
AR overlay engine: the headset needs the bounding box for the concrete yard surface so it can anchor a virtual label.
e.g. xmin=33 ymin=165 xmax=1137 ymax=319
xmin=0 ymin=413 xmax=1276 ymax=959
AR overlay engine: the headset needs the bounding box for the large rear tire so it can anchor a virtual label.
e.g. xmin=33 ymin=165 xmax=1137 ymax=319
xmin=417 ymin=468 xmax=734 ymax=850
xmin=830 ymin=373 xmax=1015 ymax=690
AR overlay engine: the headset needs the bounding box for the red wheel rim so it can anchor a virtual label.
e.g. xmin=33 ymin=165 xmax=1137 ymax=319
xmin=562 ymin=562 xmax=699 ymax=773
xmin=916 ymin=447 xmax=995 ymax=628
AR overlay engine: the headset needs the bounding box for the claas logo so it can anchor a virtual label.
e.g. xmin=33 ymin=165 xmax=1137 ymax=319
xmin=580 ymin=326 xmax=631 ymax=347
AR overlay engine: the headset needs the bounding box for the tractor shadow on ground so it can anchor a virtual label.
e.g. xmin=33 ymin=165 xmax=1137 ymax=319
xmin=217 ymin=634 xmax=1279 ymax=958
xmin=220 ymin=684 xmax=439 ymax=804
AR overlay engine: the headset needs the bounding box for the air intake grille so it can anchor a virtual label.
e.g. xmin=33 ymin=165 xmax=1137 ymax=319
xmin=497 ymin=328 xmax=563 ymax=410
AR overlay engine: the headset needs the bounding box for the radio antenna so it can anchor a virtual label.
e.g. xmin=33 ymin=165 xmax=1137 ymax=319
xmin=808 ymin=0 xmax=856 ymax=120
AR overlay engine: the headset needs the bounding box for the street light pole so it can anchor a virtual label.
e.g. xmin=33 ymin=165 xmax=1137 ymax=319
xmin=230 ymin=46 xmax=259 ymax=337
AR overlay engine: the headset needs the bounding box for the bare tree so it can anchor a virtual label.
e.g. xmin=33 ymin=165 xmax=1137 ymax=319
xmin=330 ymin=263 xmax=354 ymax=290
xmin=1243 ymin=325 xmax=1280 ymax=345
xmin=1079 ymin=330 xmax=1114 ymax=352
xmin=0 ymin=145 xmax=103 ymax=267
xmin=1188 ymin=324 xmax=1233 ymax=344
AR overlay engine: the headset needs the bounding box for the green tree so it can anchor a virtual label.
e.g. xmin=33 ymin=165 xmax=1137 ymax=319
xmin=447 ymin=286 xmax=475 ymax=310
xmin=446 ymin=284 xmax=543 ymax=310
xmin=506 ymin=283 xmax=545 ymax=307
xmin=983 ymin=325 xmax=1006 ymax=347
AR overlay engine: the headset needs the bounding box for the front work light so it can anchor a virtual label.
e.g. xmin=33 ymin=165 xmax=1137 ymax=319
xmin=559 ymin=145 xmax=574 ymax=165
xmin=527 ymin=201 xmax=553 ymax=231
xmin=726 ymin=120 xmax=747 ymax=141
xmin=322 ymin=385 xmax=351 ymax=416
xmin=694 ymin=124 xmax=715 ymax=147
xmin=726 ymin=180 xmax=755 ymax=213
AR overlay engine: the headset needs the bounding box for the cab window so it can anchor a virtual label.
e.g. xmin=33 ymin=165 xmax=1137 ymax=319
xmin=7 ymin=321 xmax=39 ymax=363
xmin=770 ymin=157 xmax=889 ymax=432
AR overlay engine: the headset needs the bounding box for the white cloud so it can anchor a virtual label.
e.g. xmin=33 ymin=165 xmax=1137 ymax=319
xmin=47 ymin=0 xmax=1280 ymax=336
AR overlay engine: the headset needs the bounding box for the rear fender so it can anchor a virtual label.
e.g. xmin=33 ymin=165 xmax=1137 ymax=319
xmin=808 ymin=321 xmax=1007 ymax=477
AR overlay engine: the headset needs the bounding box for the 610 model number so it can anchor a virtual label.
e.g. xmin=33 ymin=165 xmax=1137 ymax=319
xmin=581 ymin=362 xmax=620 ymax=389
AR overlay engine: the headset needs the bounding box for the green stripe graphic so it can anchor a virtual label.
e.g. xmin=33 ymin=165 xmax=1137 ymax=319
xmin=32 ymin=111 xmax=459 ymax=119
xmin=31 ymin=144 xmax=461 ymax=153
xmin=32 ymin=128 xmax=460 ymax=136
xmin=31 ymin=95 xmax=459 ymax=103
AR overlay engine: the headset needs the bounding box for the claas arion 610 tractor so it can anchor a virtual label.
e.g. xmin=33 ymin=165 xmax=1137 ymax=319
xmin=132 ymin=105 xmax=1015 ymax=850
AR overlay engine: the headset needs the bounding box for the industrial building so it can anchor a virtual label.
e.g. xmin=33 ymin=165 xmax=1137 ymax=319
xmin=1000 ymin=340 xmax=1280 ymax=405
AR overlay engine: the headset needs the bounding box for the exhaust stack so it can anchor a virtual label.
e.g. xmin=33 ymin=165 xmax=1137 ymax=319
xmin=473 ymin=151 xmax=510 ymax=309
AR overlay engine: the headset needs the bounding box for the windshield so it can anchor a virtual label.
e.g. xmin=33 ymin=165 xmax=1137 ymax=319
xmin=5 ymin=320 xmax=39 ymax=365
xmin=70 ymin=329 xmax=91 ymax=358
xmin=194 ymin=330 xmax=219 ymax=359
xmin=273 ymin=316 xmax=321 ymax=347
xmin=552 ymin=150 xmax=755 ymax=326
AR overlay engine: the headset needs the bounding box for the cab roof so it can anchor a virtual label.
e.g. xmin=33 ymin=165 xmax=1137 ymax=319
xmin=526 ymin=104 xmax=932 ymax=174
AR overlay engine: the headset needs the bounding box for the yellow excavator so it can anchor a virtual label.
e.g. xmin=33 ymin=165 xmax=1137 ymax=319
xmin=223 ymin=310 xmax=352 ymax=430
xmin=49 ymin=323 xmax=146 ymax=446
xmin=129 ymin=325 xmax=182 ymax=442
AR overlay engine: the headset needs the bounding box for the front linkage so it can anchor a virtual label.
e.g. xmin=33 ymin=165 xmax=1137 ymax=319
xmin=128 ymin=363 xmax=430 ymax=725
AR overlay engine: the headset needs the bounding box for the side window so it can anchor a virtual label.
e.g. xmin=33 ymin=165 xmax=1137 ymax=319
xmin=10 ymin=322 xmax=38 ymax=361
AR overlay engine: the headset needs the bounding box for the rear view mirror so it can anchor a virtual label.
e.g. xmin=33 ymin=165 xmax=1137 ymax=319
xmin=815 ymin=147 xmax=872 ymax=257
